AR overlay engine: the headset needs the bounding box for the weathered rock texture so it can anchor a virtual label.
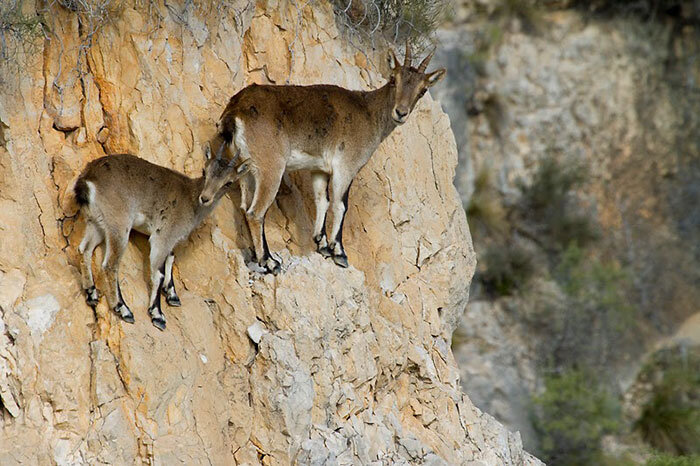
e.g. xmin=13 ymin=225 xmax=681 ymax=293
xmin=0 ymin=0 xmax=540 ymax=464
xmin=432 ymin=3 xmax=700 ymax=450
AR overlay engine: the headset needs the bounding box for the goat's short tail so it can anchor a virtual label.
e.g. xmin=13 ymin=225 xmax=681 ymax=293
xmin=74 ymin=177 xmax=91 ymax=206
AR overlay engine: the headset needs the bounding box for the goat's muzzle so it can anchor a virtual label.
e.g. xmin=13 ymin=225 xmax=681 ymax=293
xmin=392 ymin=108 xmax=408 ymax=124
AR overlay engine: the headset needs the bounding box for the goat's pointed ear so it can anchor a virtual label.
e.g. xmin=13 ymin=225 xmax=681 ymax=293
xmin=426 ymin=69 xmax=446 ymax=87
xmin=204 ymin=143 xmax=212 ymax=160
xmin=387 ymin=49 xmax=398 ymax=70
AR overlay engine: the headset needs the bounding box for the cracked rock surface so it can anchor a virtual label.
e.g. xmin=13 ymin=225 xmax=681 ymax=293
xmin=0 ymin=0 xmax=541 ymax=463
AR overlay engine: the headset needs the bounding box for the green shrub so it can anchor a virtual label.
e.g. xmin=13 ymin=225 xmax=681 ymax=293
xmin=646 ymin=453 xmax=700 ymax=466
xmin=531 ymin=369 xmax=621 ymax=465
xmin=478 ymin=242 xmax=534 ymax=296
xmin=0 ymin=0 xmax=42 ymax=63
xmin=599 ymin=454 xmax=640 ymax=466
xmin=570 ymin=0 xmax=690 ymax=22
xmin=539 ymin=243 xmax=636 ymax=369
xmin=465 ymin=167 xmax=507 ymax=238
xmin=520 ymin=157 xmax=585 ymax=212
xmin=635 ymin=348 xmax=700 ymax=455
xmin=331 ymin=0 xmax=451 ymax=45
xmin=493 ymin=0 xmax=543 ymax=33
xmin=555 ymin=244 xmax=632 ymax=319
xmin=1 ymin=0 xmax=126 ymax=76
xmin=518 ymin=156 xmax=598 ymax=249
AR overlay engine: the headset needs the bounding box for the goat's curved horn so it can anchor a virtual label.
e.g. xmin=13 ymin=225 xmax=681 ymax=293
xmin=215 ymin=141 xmax=226 ymax=160
xmin=404 ymin=38 xmax=412 ymax=67
xmin=418 ymin=49 xmax=435 ymax=72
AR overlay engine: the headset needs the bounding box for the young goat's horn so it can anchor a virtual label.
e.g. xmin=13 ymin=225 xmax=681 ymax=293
xmin=228 ymin=148 xmax=241 ymax=167
xmin=404 ymin=38 xmax=412 ymax=67
xmin=418 ymin=49 xmax=435 ymax=72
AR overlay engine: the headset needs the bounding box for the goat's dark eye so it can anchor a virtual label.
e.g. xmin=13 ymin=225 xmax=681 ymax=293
xmin=224 ymin=181 xmax=233 ymax=188
xmin=389 ymin=76 xmax=396 ymax=86
xmin=202 ymin=169 xmax=206 ymax=176
xmin=419 ymin=89 xmax=427 ymax=97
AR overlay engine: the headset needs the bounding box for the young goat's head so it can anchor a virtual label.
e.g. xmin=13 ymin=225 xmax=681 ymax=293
xmin=198 ymin=143 xmax=245 ymax=206
xmin=387 ymin=41 xmax=446 ymax=125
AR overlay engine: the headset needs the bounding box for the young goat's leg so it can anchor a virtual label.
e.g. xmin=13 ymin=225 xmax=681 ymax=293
xmin=161 ymin=252 xmax=181 ymax=307
xmin=311 ymin=172 xmax=331 ymax=257
xmin=148 ymin=237 xmax=171 ymax=331
xmin=327 ymin=173 xmax=354 ymax=268
xmin=102 ymin=232 xmax=134 ymax=323
xmin=78 ymin=221 xmax=104 ymax=307
xmin=245 ymin=166 xmax=285 ymax=274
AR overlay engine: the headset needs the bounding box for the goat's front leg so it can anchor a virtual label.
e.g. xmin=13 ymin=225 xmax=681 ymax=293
xmin=245 ymin=166 xmax=284 ymax=275
xmin=327 ymin=173 xmax=353 ymax=268
xmin=161 ymin=252 xmax=181 ymax=307
xmin=311 ymin=172 xmax=331 ymax=257
xmin=148 ymin=237 xmax=171 ymax=330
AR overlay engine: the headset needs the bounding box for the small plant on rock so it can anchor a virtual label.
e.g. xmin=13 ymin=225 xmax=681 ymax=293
xmin=478 ymin=242 xmax=534 ymax=296
xmin=532 ymin=369 xmax=621 ymax=466
xmin=518 ymin=155 xmax=599 ymax=250
xmin=634 ymin=347 xmax=700 ymax=456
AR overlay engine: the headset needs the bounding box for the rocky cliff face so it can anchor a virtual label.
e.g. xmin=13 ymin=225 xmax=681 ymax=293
xmin=431 ymin=2 xmax=700 ymax=452
xmin=0 ymin=0 xmax=540 ymax=464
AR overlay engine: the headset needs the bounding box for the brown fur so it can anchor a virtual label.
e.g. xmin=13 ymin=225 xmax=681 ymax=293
xmin=217 ymin=44 xmax=446 ymax=272
xmin=75 ymin=150 xmax=247 ymax=329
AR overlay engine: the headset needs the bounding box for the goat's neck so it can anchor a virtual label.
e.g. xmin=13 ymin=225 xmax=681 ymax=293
xmin=365 ymin=82 xmax=399 ymax=144
xmin=190 ymin=176 xmax=212 ymax=224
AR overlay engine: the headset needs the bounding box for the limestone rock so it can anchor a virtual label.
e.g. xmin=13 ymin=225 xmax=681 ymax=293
xmin=0 ymin=0 xmax=539 ymax=463
xmin=434 ymin=7 xmax=700 ymax=452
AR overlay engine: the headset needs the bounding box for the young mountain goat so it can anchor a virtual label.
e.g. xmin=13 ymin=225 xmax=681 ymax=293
xmin=74 ymin=145 xmax=248 ymax=330
xmin=216 ymin=43 xmax=445 ymax=273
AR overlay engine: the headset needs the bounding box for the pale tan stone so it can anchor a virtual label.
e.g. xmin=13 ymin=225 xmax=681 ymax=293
xmin=0 ymin=0 xmax=539 ymax=464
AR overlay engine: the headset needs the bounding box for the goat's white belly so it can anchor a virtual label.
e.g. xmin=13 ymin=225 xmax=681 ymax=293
xmin=286 ymin=150 xmax=330 ymax=173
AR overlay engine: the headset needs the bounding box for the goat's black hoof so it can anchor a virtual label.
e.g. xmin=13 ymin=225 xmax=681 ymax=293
xmin=263 ymin=257 xmax=282 ymax=275
xmin=166 ymin=294 xmax=181 ymax=307
xmin=85 ymin=287 xmax=99 ymax=307
xmin=332 ymin=254 xmax=349 ymax=268
xmin=114 ymin=304 xmax=135 ymax=323
xmin=268 ymin=262 xmax=282 ymax=276
xmin=317 ymin=246 xmax=333 ymax=258
xmin=151 ymin=316 xmax=166 ymax=331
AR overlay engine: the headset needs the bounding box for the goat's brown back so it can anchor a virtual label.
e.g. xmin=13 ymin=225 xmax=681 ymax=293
xmin=77 ymin=154 xmax=199 ymax=216
xmin=220 ymin=84 xmax=383 ymax=156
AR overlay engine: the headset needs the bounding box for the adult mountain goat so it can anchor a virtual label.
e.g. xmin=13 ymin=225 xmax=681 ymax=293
xmin=74 ymin=145 xmax=248 ymax=330
xmin=217 ymin=43 xmax=445 ymax=273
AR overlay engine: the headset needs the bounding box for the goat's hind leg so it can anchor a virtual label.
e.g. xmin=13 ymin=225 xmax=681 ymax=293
xmin=148 ymin=237 xmax=171 ymax=330
xmin=102 ymin=232 xmax=134 ymax=323
xmin=79 ymin=221 xmax=103 ymax=307
xmin=161 ymin=252 xmax=181 ymax=307
xmin=327 ymin=173 xmax=353 ymax=268
xmin=311 ymin=172 xmax=332 ymax=257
